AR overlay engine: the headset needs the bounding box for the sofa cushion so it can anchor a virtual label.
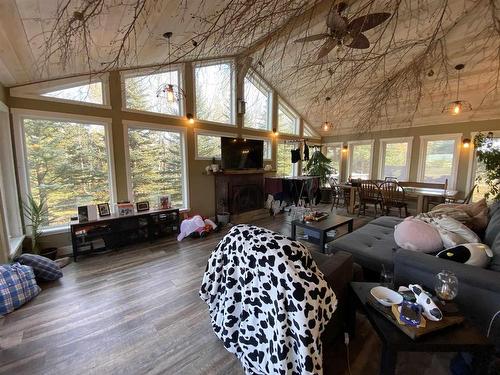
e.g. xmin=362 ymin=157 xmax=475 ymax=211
xmin=15 ymin=254 xmax=63 ymax=281
xmin=485 ymin=202 xmax=500 ymax=271
xmin=329 ymin=223 xmax=399 ymax=272
xmin=369 ymin=216 xmax=404 ymax=229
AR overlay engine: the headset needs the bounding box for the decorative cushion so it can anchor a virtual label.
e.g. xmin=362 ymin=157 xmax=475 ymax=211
xmin=394 ymin=218 xmax=443 ymax=253
xmin=0 ymin=263 xmax=41 ymax=316
xmin=431 ymin=200 xmax=489 ymax=235
xmin=436 ymin=243 xmax=493 ymax=268
xmin=416 ymin=214 xmax=480 ymax=248
xmin=15 ymin=254 xmax=63 ymax=281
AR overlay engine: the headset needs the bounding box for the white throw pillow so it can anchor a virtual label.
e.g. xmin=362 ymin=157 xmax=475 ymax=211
xmin=415 ymin=214 xmax=480 ymax=248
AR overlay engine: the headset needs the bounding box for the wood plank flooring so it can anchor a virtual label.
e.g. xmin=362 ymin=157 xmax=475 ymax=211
xmin=0 ymin=208 xmax=452 ymax=375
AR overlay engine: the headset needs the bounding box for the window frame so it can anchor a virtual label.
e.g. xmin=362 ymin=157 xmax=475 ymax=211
xmin=417 ymin=133 xmax=462 ymax=189
xmin=277 ymin=99 xmax=300 ymax=135
xmin=194 ymin=129 xmax=238 ymax=160
xmin=9 ymin=74 xmax=110 ymax=109
xmin=276 ymin=141 xmax=299 ymax=177
xmin=323 ymin=142 xmax=343 ymax=178
xmin=303 ymin=122 xmax=321 ymax=140
xmin=378 ymin=137 xmax=413 ymax=181
xmin=12 ymin=109 xmax=117 ymax=234
xmin=243 ymin=71 xmax=273 ymax=132
xmin=123 ymin=120 xmax=190 ymax=211
xmin=193 ymin=59 xmax=237 ymax=127
xmin=466 ymin=130 xmax=500 ymax=197
xmin=347 ymin=140 xmax=375 ymax=180
xmin=242 ymin=135 xmax=273 ymax=161
xmin=120 ymin=65 xmax=185 ymax=118
xmin=0 ymin=101 xmax=24 ymax=257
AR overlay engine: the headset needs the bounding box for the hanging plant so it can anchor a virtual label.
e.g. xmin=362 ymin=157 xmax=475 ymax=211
xmin=473 ymin=132 xmax=500 ymax=201
xmin=304 ymin=150 xmax=332 ymax=187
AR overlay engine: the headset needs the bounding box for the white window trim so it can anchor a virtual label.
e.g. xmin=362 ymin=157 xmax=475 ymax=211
xmin=242 ymin=134 xmax=273 ymax=161
xmin=277 ymin=141 xmax=299 ymax=177
xmin=123 ymin=120 xmax=190 ymax=211
xmin=466 ymin=130 xmax=500 ymax=194
xmin=11 ymin=108 xmax=117 ymax=234
xmin=193 ymin=59 xmax=237 ymax=127
xmin=0 ymin=101 xmax=24 ymax=258
xmin=120 ymin=65 xmax=186 ymax=118
xmin=323 ymin=142 xmax=343 ymax=177
xmin=417 ymin=133 xmax=462 ymax=189
xmin=10 ymin=74 xmax=111 ymax=109
xmin=194 ymin=128 xmax=238 ymax=160
xmin=277 ymin=98 xmax=300 ymax=136
xmin=347 ymin=140 xmax=375 ymax=180
xmin=243 ymin=71 xmax=273 ymax=132
xmin=378 ymin=137 xmax=413 ymax=181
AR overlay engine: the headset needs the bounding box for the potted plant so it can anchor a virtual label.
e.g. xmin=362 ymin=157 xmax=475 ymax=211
xmin=216 ymin=198 xmax=230 ymax=226
xmin=303 ymin=150 xmax=333 ymax=203
xmin=23 ymin=194 xmax=58 ymax=260
xmin=474 ymin=132 xmax=500 ymax=201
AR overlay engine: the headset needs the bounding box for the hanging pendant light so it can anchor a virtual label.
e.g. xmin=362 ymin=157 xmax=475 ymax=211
xmin=442 ymin=64 xmax=472 ymax=115
xmin=156 ymin=32 xmax=186 ymax=103
xmin=321 ymin=97 xmax=334 ymax=131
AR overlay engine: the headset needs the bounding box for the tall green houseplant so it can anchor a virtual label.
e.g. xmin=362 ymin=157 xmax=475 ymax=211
xmin=23 ymin=195 xmax=48 ymax=253
xmin=474 ymin=132 xmax=500 ymax=201
xmin=304 ymin=150 xmax=333 ymax=186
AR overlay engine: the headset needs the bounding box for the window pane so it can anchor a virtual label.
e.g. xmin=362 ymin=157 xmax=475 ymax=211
xmin=350 ymin=144 xmax=372 ymax=179
xmin=325 ymin=145 xmax=342 ymax=178
xmin=124 ymin=71 xmax=181 ymax=116
xmin=382 ymin=142 xmax=408 ymax=180
xmin=423 ymin=139 xmax=455 ymax=183
xmin=263 ymin=140 xmax=272 ymax=160
xmin=472 ymin=136 xmax=500 ymax=202
xmin=197 ymin=134 xmax=221 ymax=159
xmin=195 ymin=63 xmax=233 ymax=124
xmin=244 ymin=76 xmax=270 ymax=130
xmin=304 ymin=124 xmax=316 ymax=138
xmin=128 ymin=128 xmax=185 ymax=208
xmin=277 ymin=143 xmax=295 ymax=176
xmin=42 ymin=82 xmax=103 ymax=104
xmin=278 ymin=104 xmax=298 ymax=135
xmin=23 ymin=118 xmax=110 ymax=227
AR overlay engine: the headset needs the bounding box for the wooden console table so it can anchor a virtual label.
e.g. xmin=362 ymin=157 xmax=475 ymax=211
xmin=70 ymin=208 xmax=180 ymax=261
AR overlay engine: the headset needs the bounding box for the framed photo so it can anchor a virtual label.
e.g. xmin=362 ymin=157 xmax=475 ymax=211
xmin=159 ymin=195 xmax=171 ymax=209
xmin=136 ymin=201 xmax=150 ymax=212
xmin=117 ymin=203 xmax=134 ymax=216
xmin=77 ymin=206 xmax=89 ymax=222
xmin=97 ymin=203 xmax=111 ymax=217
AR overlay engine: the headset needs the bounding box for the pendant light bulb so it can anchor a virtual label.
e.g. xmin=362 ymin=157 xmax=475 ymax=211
xmin=166 ymin=84 xmax=175 ymax=103
xmin=453 ymin=102 xmax=461 ymax=115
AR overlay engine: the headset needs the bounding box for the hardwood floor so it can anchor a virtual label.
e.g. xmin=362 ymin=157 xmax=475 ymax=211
xmin=0 ymin=208 xmax=451 ymax=375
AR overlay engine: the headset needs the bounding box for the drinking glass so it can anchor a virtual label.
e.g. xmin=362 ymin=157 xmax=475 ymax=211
xmin=434 ymin=270 xmax=458 ymax=301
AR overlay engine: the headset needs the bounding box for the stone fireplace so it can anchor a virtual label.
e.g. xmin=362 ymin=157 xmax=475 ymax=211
xmin=214 ymin=171 xmax=265 ymax=215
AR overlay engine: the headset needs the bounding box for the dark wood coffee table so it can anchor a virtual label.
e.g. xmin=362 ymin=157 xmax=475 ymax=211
xmin=349 ymin=282 xmax=494 ymax=375
xmin=291 ymin=214 xmax=353 ymax=253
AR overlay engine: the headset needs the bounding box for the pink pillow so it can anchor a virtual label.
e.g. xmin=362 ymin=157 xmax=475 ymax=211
xmin=394 ymin=218 xmax=443 ymax=253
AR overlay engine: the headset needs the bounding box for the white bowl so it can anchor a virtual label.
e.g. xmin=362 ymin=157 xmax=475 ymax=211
xmin=370 ymin=286 xmax=403 ymax=307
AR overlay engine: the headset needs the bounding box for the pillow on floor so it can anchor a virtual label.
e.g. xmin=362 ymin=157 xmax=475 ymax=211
xmin=0 ymin=263 xmax=41 ymax=316
xmin=394 ymin=218 xmax=443 ymax=253
xmin=15 ymin=254 xmax=63 ymax=281
xmin=436 ymin=243 xmax=493 ymax=268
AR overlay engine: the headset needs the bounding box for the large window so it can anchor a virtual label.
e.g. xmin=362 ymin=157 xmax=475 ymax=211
xmin=379 ymin=138 xmax=412 ymax=181
xmin=195 ymin=62 xmax=234 ymax=124
xmin=469 ymin=131 xmax=500 ymax=202
xmin=17 ymin=114 xmax=113 ymax=228
xmin=127 ymin=125 xmax=187 ymax=209
xmin=42 ymin=81 xmax=104 ymax=105
xmin=244 ymin=137 xmax=272 ymax=160
xmin=277 ymin=142 xmax=296 ymax=176
xmin=244 ymin=73 xmax=272 ymax=130
xmin=348 ymin=141 xmax=373 ymax=180
xmin=418 ymin=134 xmax=460 ymax=187
xmin=123 ymin=69 xmax=182 ymax=116
xmin=324 ymin=143 xmax=342 ymax=179
xmin=195 ymin=131 xmax=237 ymax=160
xmin=278 ymin=101 xmax=299 ymax=135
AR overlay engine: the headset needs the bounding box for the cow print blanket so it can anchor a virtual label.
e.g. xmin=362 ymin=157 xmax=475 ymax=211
xmin=199 ymin=225 xmax=337 ymax=375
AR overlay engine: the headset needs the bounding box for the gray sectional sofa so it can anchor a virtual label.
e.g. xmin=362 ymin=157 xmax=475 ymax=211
xmin=329 ymin=202 xmax=500 ymax=343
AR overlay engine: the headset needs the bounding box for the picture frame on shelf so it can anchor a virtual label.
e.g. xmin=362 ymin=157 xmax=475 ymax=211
xmin=159 ymin=195 xmax=171 ymax=209
xmin=136 ymin=201 xmax=150 ymax=212
xmin=117 ymin=202 xmax=134 ymax=216
xmin=97 ymin=203 xmax=111 ymax=217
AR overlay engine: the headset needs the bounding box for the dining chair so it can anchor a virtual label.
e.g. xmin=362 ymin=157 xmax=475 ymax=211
xmin=427 ymin=178 xmax=449 ymax=210
xmin=447 ymin=184 xmax=477 ymax=204
xmin=357 ymin=180 xmax=382 ymax=216
xmin=380 ymin=181 xmax=409 ymax=217
xmin=328 ymin=177 xmax=344 ymax=211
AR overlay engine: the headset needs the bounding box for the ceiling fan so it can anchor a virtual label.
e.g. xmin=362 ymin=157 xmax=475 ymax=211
xmin=294 ymin=2 xmax=391 ymax=60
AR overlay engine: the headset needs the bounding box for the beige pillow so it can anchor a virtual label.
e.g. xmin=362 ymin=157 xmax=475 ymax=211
xmin=416 ymin=214 xmax=481 ymax=248
xmin=431 ymin=199 xmax=489 ymax=235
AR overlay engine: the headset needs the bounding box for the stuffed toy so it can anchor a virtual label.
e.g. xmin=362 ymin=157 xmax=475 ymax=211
xmin=436 ymin=243 xmax=493 ymax=268
xmin=177 ymin=215 xmax=217 ymax=241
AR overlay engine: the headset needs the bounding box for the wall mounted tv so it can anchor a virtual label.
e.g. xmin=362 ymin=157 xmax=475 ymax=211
xmin=221 ymin=137 xmax=264 ymax=170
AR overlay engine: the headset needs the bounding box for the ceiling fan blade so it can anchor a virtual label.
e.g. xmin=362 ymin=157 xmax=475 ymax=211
xmin=347 ymin=33 xmax=370 ymax=49
xmin=327 ymin=10 xmax=347 ymax=32
xmin=348 ymin=13 xmax=391 ymax=34
xmin=317 ymin=38 xmax=337 ymax=60
xmin=294 ymin=33 xmax=330 ymax=43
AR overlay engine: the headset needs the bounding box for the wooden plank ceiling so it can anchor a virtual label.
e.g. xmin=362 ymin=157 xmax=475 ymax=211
xmin=0 ymin=0 xmax=499 ymax=135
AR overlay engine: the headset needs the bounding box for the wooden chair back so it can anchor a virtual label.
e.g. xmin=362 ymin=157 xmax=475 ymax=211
xmin=359 ymin=181 xmax=381 ymax=202
xmin=380 ymin=181 xmax=405 ymax=206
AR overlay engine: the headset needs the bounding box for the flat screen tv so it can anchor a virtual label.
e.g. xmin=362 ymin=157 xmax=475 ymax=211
xmin=221 ymin=137 xmax=264 ymax=170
